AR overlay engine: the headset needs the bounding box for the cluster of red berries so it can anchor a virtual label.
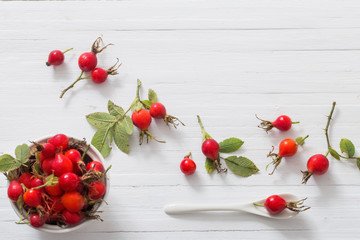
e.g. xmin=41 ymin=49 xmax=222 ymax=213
xmin=258 ymin=115 xmax=329 ymax=184
xmin=7 ymin=134 xmax=107 ymax=228
xmin=46 ymin=37 xmax=121 ymax=98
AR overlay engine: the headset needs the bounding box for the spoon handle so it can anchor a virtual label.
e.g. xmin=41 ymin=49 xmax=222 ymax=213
xmin=164 ymin=203 xmax=250 ymax=214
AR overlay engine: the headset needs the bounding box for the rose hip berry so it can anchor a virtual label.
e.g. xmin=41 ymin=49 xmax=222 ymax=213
xmin=132 ymin=109 xmax=152 ymax=131
xmin=42 ymin=158 xmax=54 ymax=175
xmin=257 ymin=115 xmax=299 ymax=132
xmin=266 ymin=135 xmax=309 ymax=175
xmin=61 ymin=191 xmax=85 ymax=212
xmin=91 ymin=59 xmax=121 ymax=84
xmin=23 ymin=189 xmax=42 ymax=207
xmin=65 ymin=149 xmax=82 ymax=163
xmin=62 ymin=210 xmax=83 ymax=225
xmin=201 ymin=139 xmax=219 ymax=160
xmin=41 ymin=143 xmax=56 ymax=158
xmin=45 ymin=182 xmax=63 ymax=197
xmin=7 ymin=180 xmax=23 ymax=202
xmin=180 ymin=153 xmax=196 ymax=175
xmin=302 ymin=154 xmax=329 ymax=184
xmin=88 ymin=181 xmax=106 ymax=200
xmin=59 ymin=172 xmax=80 ymax=192
xmin=48 ymin=134 xmax=69 ymax=151
xmin=30 ymin=213 xmax=45 ymax=228
xmin=46 ymin=48 xmax=73 ymax=66
xmin=149 ymin=102 xmax=185 ymax=128
xmin=254 ymin=195 xmax=310 ymax=214
xmin=19 ymin=172 xmax=33 ymax=189
xmin=30 ymin=178 xmax=44 ymax=188
xmin=53 ymin=153 xmax=73 ymax=177
xmin=86 ymin=161 xmax=105 ymax=173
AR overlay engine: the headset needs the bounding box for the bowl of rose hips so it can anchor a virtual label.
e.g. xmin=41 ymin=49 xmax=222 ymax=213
xmin=4 ymin=134 xmax=109 ymax=233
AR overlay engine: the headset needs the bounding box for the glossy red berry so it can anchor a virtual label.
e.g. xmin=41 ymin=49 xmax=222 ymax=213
xmin=91 ymin=68 xmax=108 ymax=84
xmin=50 ymin=196 xmax=65 ymax=212
xmin=86 ymin=161 xmax=105 ymax=173
xmin=132 ymin=109 xmax=152 ymax=131
xmin=149 ymin=102 xmax=167 ymax=119
xmin=88 ymin=181 xmax=106 ymax=200
xmin=30 ymin=213 xmax=45 ymax=228
xmin=62 ymin=210 xmax=83 ymax=225
xmin=278 ymin=139 xmax=297 ymax=157
xmin=61 ymin=191 xmax=85 ymax=212
xmin=272 ymin=115 xmax=293 ymax=131
xmin=65 ymin=149 xmax=82 ymax=164
xmin=42 ymin=157 xmax=54 ymax=175
xmin=30 ymin=178 xmax=44 ymax=188
xmin=46 ymin=50 xmax=64 ymax=66
xmin=19 ymin=172 xmax=33 ymax=189
xmin=23 ymin=188 xmax=42 ymax=207
xmin=48 ymin=134 xmax=69 ymax=151
xmin=78 ymin=52 xmax=97 ymax=72
xmin=59 ymin=172 xmax=80 ymax=192
xmin=180 ymin=158 xmax=196 ymax=175
xmin=45 ymin=182 xmax=63 ymax=197
xmin=201 ymin=139 xmax=219 ymax=160
xmin=42 ymin=143 xmax=56 ymax=158
xmin=307 ymin=154 xmax=329 ymax=175
xmin=264 ymin=195 xmax=287 ymax=214
xmin=7 ymin=180 xmax=24 ymax=202
xmin=53 ymin=154 xmax=73 ymax=177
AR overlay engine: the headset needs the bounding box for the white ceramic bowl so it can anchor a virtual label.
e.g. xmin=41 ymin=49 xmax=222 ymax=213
xmin=9 ymin=135 xmax=109 ymax=233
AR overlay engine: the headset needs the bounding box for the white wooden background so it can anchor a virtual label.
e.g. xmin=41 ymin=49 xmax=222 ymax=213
xmin=1 ymin=0 xmax=360 ymax=239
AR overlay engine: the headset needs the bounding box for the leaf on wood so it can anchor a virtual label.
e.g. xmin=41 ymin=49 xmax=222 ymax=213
xmin=86 ymin=112 xmax=117 ymax=129
xmin=91 ymin=127 xmax=112 ymax=158
xmin=224 ymin=156 xmax=259 ymax=177
xmin=108 ymin=100 xmax=125 ymax=118
xmin=219 ymin=138 xmax=244 ymax=153
xmin=329 ymin=148 xmax=340 ymax=160
xmin=340 ymin=138 xmax=355 ymax=158
xmin=113 ymin=123 xmax=130 ymax=154
xmin=205 ymin=158 xmax=216 ymax=174
xmin=0 ymin=154 xmax=20 ymax=172
xmin=15 ymin=144 xmax=30 ymax=164
xmin=119 ymin=116 xmax=134 ymax=135
xmin=148 ymin=89 xmax=157 ymax=103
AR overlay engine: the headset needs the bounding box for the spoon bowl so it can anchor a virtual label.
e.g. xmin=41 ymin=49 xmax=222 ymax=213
xmin=164 ymin=193 xmax=302 ymax=219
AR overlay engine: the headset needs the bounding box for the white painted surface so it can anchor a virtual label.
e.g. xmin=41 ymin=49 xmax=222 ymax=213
xmin=1 ymin=0 xmax=360 ymax=239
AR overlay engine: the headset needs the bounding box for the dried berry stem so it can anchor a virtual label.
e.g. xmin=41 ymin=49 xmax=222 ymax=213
xmin=286 ymin=198 xmax=310 ymax=212
xmin=60 ymin=71 xmax=89 ymax=98
xmin=325 ymin=101 xmax=336 ymax=153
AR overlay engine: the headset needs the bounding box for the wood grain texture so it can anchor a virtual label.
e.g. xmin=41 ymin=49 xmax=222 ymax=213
xmin=1 ymin=0 xmax=360 ymax=239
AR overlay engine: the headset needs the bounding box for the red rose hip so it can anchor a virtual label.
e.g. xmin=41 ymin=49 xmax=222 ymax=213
xmin=53 ymin=153 xmax=73 ymax=177
xmin=180 ymin=157 xmax=196 ymax=175
xmin=201 ymin=139 xmax=219 ymax=160
xmin=59 ymin=172 xmax=80 ymax=192
xmin=132 ymin=109 xmax=152 ymax=131
xmin=302 ymin=154 xmax=329 ymax=184
xmin=7 ymin=180 xmax=23 ymax=202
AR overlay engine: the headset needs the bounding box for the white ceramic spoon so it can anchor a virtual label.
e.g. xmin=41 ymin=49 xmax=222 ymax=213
xmin=164 ymin=194 xmax=305 ymax=219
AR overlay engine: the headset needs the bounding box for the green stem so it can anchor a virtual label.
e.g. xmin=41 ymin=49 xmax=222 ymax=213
xmin=60 ymin=71 xmax=88 ymax=98
xmin=197 ymin=115 xmax=212 ymax=141
xmin=253 ymin=203 xmax=264 ymax=207
xmin=325 ymin=102 xmax=336 ymax=150
xmin=63 ymin=48 xmax=73 ymax=54
xmin=291 ymin=121 xmax=300 ymax=124
xmin=81 ymin=144 xmax=91 ymax=161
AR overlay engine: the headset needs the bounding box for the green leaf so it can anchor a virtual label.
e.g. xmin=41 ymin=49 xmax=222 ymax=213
xmin=135 ymin=102 xmax=143 ymax=111
xmin=205 ymin=158 xmax=215 ymax=174
xmin=357 ymin=158 xmax=360 ymax=171
xmin=130 ymin=98 xmax=140 ymax=111
xmin=219 ymin=138 xmax=244 ymax=153
xmin=142 ymin=100 xmax=153 ymax=109
xmin=45 ymin=174 xmax=58 ymax=186
xmin=119 ymin=116 xmax=134 ymax=135
xmin=224 ymin=156 xmax=259 ymax=177
xmin=108 ymin=100 xmax=125 ymax=118
xmin=329 ymin=148 xmax=340 ymax=160
xmin=0 ymin=154 xmax=20 ymax=172
xmin=113 ymin=123 xmax=130 ymax=154
xmin=148 ymin=89 xmax=157 ymax=102
xmin=15 ymin=144 xmax=30 ymax=164
xmin=86 ymin=112 xmax=117 ymax=129
xmin=91 ymin=127 xmax=112 ymax=158
xmin=340 ymin=138 xmax=355 ymax=158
